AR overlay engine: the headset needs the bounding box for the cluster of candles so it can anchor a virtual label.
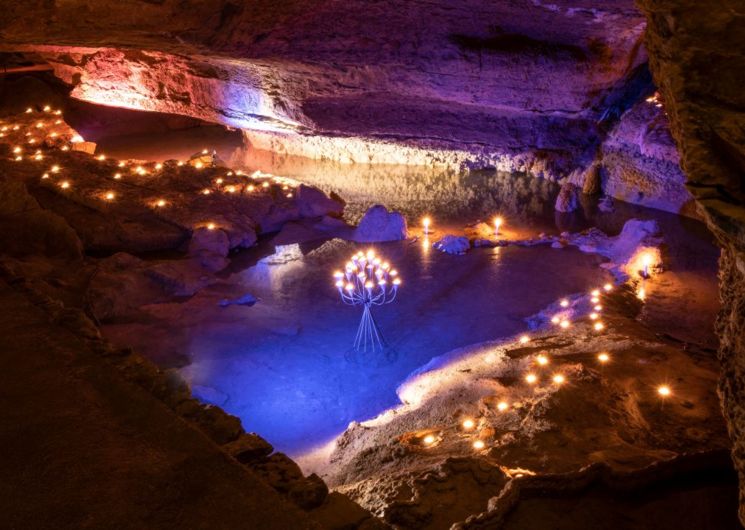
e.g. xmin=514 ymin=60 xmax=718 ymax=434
xmin=645 ymin=92 xmax=664 ymax=109
xmin=334 ymin=250 xmax=401 ymax=297
xmin=3 ymin=107 xmax=299 ymax=231
xmin=418 ymin=275 xmax=671 ymax=453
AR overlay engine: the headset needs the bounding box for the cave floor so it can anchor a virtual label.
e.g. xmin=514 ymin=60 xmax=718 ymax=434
xmin=0 ymin=105 xmax=736 ymax=529
xmin=0 ymin=280 xmax=315 ymax=530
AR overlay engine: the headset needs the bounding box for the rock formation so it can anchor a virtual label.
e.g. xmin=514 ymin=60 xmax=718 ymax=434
xmin=635 ymin=0 xmax=745 ymax=523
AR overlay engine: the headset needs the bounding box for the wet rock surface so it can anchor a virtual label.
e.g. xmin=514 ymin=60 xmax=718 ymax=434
xmin=636 ymin=0 xmax=745 ymax=523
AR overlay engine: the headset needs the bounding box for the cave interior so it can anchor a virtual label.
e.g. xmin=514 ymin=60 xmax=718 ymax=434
xmin=1 ymin=1 xmax=744 ymax=529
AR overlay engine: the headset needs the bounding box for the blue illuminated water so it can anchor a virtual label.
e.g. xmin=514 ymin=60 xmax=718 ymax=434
xmin=173 ymin=237 xmax=607 ymax=455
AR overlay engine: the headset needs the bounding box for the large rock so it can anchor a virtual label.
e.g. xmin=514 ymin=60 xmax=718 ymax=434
xmin=637 ymin=0 xmax=745 ymax=522
xmin=433 ymin=235 xmax=470 ymax=255
xmin=0 ymin=179 xmax=82 ymax=259
xmin=188 ymin=227 xmax=230 ymax=272
xmin=354 ymin=205 xmax=408 ymax=242
xmin=598 ymin=99 xmax=695 ymax=216
xmin=296 ymin=184 xmax=344 ymax=218
xmin=554 ymin=182 xmax=580 ymax=213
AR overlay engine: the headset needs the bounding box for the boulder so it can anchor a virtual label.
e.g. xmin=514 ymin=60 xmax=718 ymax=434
xmin=555 ymin=182 xmax=580 ymax=213
xmin=223 ymin=433 xmax=274 ymax=464
xmin=433 ymin=235 xmax=470 ymax=255
xmin=289 ymin=473 xmax=329 ymax=511
xmin=354 ymin=205 xmax=407 ymax=242
xmin=188 ymin=227 xmax=230 ymax=272
xmin=296 ymin=184 xmax=344 ymax=218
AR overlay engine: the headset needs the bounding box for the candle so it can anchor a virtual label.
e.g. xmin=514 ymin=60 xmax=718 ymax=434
xmin=422 ymin=216 xmax=431 ymax=235
xmin=494 ymin=216 xmax=502 ymax=237
xmin=642 ymin=253 xmax=653 ymax=277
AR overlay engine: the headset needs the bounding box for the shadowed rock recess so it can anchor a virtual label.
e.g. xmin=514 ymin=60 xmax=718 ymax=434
xmin=0 ymin=0 xmax=744 ymax=528
xmin=636 ymin=0 xmax=745 ymax=524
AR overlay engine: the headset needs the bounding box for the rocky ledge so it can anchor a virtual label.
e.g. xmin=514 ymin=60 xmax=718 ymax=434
xmin=0 ymin=0 xmax=699 ymax=216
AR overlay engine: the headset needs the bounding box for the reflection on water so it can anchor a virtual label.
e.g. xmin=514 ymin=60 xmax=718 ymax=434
xmin=232 ymin=147 xmax=560 ymax=227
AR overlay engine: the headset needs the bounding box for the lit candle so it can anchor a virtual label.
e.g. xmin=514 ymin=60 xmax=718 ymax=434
xmin=422 ymin=216 xmax=431 ymax=235
xmin=642 ymin=253 xmax=653 ymax=277
xmin=494 ymin=216 xmax=502 ymax=237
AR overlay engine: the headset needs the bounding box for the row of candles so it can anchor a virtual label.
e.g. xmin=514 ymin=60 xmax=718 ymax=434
xmin=418 ymin=273 xmax=670 ymax=452
xmin=422 ymin=215 xmax=503 ymax=237
xmin=4 ymin=108 xmax=300 ymax=233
